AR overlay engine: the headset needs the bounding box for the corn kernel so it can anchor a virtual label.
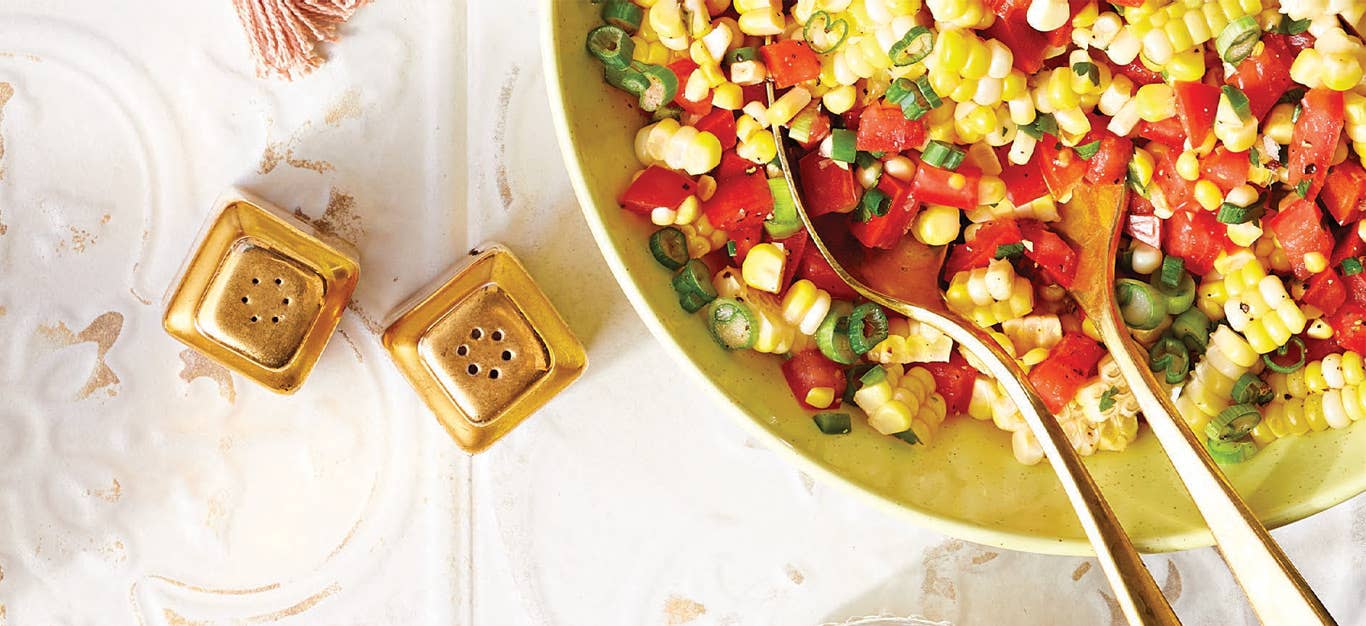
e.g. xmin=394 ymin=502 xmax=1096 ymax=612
xmin=1305 ymin=252 xmax=1328 ymax=274
xmin=914 ymin=204 xmax=963 ymax=246
xmin=1176 ymin=150 xmax=1201 ymax=181
xmin=805 ymin=386 xmax=836 ymax=409
xmin=1193 ymin=180 xmax=1223 ymax=211
xmin=742 ymin=243 xmax=787 ymax=293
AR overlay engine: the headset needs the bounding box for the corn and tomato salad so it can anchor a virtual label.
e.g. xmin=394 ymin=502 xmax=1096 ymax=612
xmin=583 ymin=0 xmax=1366 ymax=464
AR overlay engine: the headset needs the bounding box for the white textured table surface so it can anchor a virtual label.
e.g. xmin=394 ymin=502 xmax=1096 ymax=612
xmin=0 ymin=1 xmax=1361 ymax=625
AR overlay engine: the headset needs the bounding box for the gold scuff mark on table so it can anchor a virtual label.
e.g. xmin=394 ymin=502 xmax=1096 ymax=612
xmin=38 ymin=311 xmax=124 ymax=399
xmin=162 ymin=609 xmax=209 ymax=626
xmin=0 ymin=52 xmax=41 ymax=62
xmin=292 ymin=189 xmax=363 ymax=245
xmin=88 ymin=478 xmax=122 ymax=502
xmin=325 ymin=87 xmax=362 ymax=126
xmin=178 ymin=348 xmax=236 ymax=403
xmin=0 ymin=306 xmax=7 ymax=317
xmin=258 ymin=122 xmax=335 ymax=175
xmin=1072 ymin=561 xmax=1093 ymax=581
xmin=664 ymin=595 xmax=707 ymax=625
xmin=65 ymin=226 xmax=96 ymax=253
xmin=920 ymin=539 xmax=964 ymax=602
xmin=246 ymin=583 xmax=339 ymax=623
xmin=970 ymin=551 xmax=999 ymax=565
xmin=1097 ymin=590 xmax=1125 ymax=626
xmin=347 ymin=299 xmax=383 ymax=335
xmin=494 ymin=66 xmax=521 ymax=209
xmin=1161 ymin=559 xmax=1182 ymax=601
xmin=337 ymin=329 xmax=364 ymax=362
xmin=785 ymin=564 xmax=805 ymax=585
xmin=147 ymin=576 xmax=281 ymax=596
xmin=0 ymin=82 xmax=12 ymax=183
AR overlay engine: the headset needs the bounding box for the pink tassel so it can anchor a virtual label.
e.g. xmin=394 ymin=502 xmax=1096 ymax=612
xmin=231 ymin=0 xmax=372 ymax=80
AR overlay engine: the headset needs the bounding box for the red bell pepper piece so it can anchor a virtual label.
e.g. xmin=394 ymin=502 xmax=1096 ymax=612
xmin=1199 ymin=146 xmax=1250 ymax=194
xmin=1107 ymin=56 xmax=1164 ymax=86
xmin=856 ymin=104 xmax=926 ymax=153
xmin=1164 ymin=208 xmax=1230 ymax=276
xmin=1227 ymin=33 xmax=1295 ymax=121
xmin=984 ymin=0 xmax=1029 ymax=18
xmin=778 ymin=229 xmax=810 ymax=289
xmin=912 ymin=163 xmax=981 ymax=211
xmin=944 ymin=219 xmax=1023 ymax=276
xmin=1134 ymin=117 xmax=1187 ymax=148
xmin=1000 ymin=161 xmax=1051 ymax=205
xmin=1323 ymin=161 xmax=1366 ymax=226
xmin=694 ymin=109 xmax=738 ymax=151
xmin=1328 ymin=303 xmax=1366 ymax=355
xmin=1302 ymin=269 xmax=1347 ymax=317
xmin=1287 ymin=32 xmax=1316 ymax=54
xmin=1083 ymin=133 xmax=1133 ymax=185
xmin=921 ymin=351 xmax=978 ymax=416
xmin=1037 ymin=136 xmax=1088 ymax=201
xmin=1027 ymin=333 xmax=1107 ymax=413
xmin=1268 ymin=199 xmax=1334 ymax=280
xmin=619 ymin=165 xmax=696 ymax=214
xmin=1286 ymin=88 xmax=1345 ymax=203
xmin=798 ymin=152 xmax=861 ymax=216
xmin=850 ymin=173 xmax=922 ymax=249
xmin=667 ymin=59 xmax=712 ymax=115
xmin=741 ymin=83 xmax=768 ymax=107
xmin=760 ymin=40 xmax=821 ymax=89
xmin=1019 ymin=220 xmax=1079 ymax=289
xmin=1173 ymin=81 xmax=1220 ymax=147
xmin=1148 ymin=142 xmax=1194 ymax=209
xmin=984 ymin=18 xmax=1046 ymax=74
xmin=703 ymin=169 xmax=773 ymax=230
xmin=797 ymin=236 xmax=861 ymax=300
xmin=782 ymin=350 xmax=848 ymax=409
xmin=1333 ymin=220 xmax=1366 ymax=266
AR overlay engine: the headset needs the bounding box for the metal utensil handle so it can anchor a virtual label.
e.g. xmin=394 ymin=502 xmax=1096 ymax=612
xmin=1098 ymin=315 xmax=1336 ymax=625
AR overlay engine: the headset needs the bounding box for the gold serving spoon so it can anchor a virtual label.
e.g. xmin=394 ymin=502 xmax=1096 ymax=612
xmin=1054 ymin=185 xmax=1334 ymax=624
xmin=764 ymin=86 xmax=1177 ymax=626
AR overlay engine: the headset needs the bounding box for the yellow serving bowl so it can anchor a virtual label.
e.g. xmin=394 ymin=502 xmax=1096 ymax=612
xmin=541 ymin=1 xmax=1366 ymax=554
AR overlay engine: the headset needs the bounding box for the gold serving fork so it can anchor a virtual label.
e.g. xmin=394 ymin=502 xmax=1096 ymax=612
xmin=1054 ymin=185 xmax=1334 ymax=624
xmin=764 ymin=86 xmax=1177 ymax=626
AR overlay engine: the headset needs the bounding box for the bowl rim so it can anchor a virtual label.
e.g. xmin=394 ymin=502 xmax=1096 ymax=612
xmin=538 ymin=0 xmax=1364 ymax=556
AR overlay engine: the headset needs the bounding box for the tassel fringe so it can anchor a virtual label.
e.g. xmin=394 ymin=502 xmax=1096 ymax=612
xmin=231 ymin=0 xmax=372 ymax=80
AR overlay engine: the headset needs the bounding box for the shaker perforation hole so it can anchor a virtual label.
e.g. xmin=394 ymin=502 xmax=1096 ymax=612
xmin=241 ymin=297 xmax=249 ymax=303
xmin=251 ymin=315 xmax=259 ymax=323
xmin=502 ymin=350 xmax=514 ymax=361
xmin=467 ymin=363 xmax=480 ymax=375
xmin=491 ymin=330 xmax=504 ymax=341
xmin=283 ymin=298 xmax=291 ymax=305
xmin=489 ymin=369 xmax=501 ymax=380
xmin=252 ymin=278 xmax=260 ymax=285
xmin=272 ymin=316 xmax=280 ymax=324
xmin=274 ymin=278 xmax=283 ymax=285
xmin=471 ymin=328 xmax=483 ymax=340
xmin=457 ymin=345 xmax=469 ymax=356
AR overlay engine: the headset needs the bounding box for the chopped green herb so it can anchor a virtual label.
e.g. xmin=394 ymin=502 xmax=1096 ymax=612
xmin=1343 ymin=257 xmax=1364 ymax=276
xmin=1020 ymin=113 xmax=1058 ymax=140
xmin=995 ymin=242 xmax=1026 ymax=260
xmin=1295 ymin=179 xmax=1311 ymax=197
xmin=1072 ymin=61 xmax=1100 ymax=86
xmin=1098 ymin=387 xmax=1119 ymax=412
xmin=1249 ymin=146 xmax=1260 ymax=167
xmin=1076 ymin=140 xmax=1102 ymax=160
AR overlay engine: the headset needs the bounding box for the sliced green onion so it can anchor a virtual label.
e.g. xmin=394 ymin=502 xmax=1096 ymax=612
xmin=888 ymin=25 xmax=934 ymax=66
xmin=804 ymin=11 xmax=851 ymax=54
xmin=1126 ymin=158 xmax=1150 ymax=198
xmin=1071 ymin=61 xmax=1100 ymax=86
xmin=1150 ymin=257 xmax=1195 ymax=314
xmin=636 ymin=64 xmax=679 ymax=112
xmin=913 ymin=76 xmax=942 ymax=109
xmin=830 ymin=129 xmax=858 ymax=163
xmin=601 ymin=0 xmax=644 ymax=33
xmin=1205 ymin=403 xmax=1262 ymax=442
xmin=855 ymin=151 xmax=880 ymax=170
xmin=706 ymin=298 xmax=757 ymax=351
xmin=1263 ymin=337 xmax=1307 ymax=373
xmin=1277 ymin=16 xmax=1311 ymax=35
xmin=1249 ymin=146 xmax=1260 ymax=167
xmin=885 ymin=78 xmax=915 ymax=105
xmin=604 ymin=64 xmax=650 ymax=95
xmin=893 ymin=429 xmax=921 ymax=445
xmin=1206 ymin=437 xmax=1257 ymax=464
xmin=649 ymin=226 xmax=689 ymax=270
xmin=651 ymin=103 xmax=683 ymax=121
xmin=816 ymin=304 xmax=858 ymax=365
xmin=725 ymin=47 xmax=759 ymax=65
xmin=1020 ymin=113 xmax=1058 ymax=140
xmin=788 ymin=105 xmax=821 ymax=145
xmin=726 ymin=240 xmax=738 ymax=257
xmin=922 ymin=140 xmax=965 ymax=170
xmin=1295 ymin=179 xmax=1310 ymax=198
xmin=1148 ymin=337 xmax=1192 ymax=385
xmin=1075 ymin=140 xmax=1102 ymax=160
xmin=1171 ymin=308 xmax=1211 ymax=353
xmin=857 ymin=187 xmax=890 ymax=222
xmin=843 ymin=363 xmax=876 ymax=403
xmin=813 ymin=412 xmax=853 ymax=434
xmin=1342 ymin=257 xmax=1364 ymax=276
xmin=586 ymin=25 xmax=635 ymax=69
xmin=995 ymin=242 xmax=1025 ymax=260
xmin=671 ymin=259 xmax=717 ymax=313
xmin=860 ymin=363 xmax=887 ymax=386
xmin=1216 ymin=16 xmax=1262 ymax=64
xmin=1158 ymin=256 xmax=1185 ymax=290
xmin=1222 ymin=85 xmax=1252 ymax=122
xmin=900 ymin=95 xmax=930 ymax=121
xmin=1216 ymin=202 xmax=1259 ymax=224
xmin=1232 ymin=372 xmax=1275 ymax=405
xmin=764 ymin=177 xmax=803 ymax=238
xmin=1116 ymin=278 xmax=1168 ymax=330
xmin=848 ymin=303 xmax=889 ymax=354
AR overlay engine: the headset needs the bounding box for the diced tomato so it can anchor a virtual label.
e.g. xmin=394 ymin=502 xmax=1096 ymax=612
xmin=1332 ymin=221 xmax=1366 ymax=267
xmin=1268 ymin=199 xmax=1334 ymax=281
xmin=1106 ymin=56 xmax=1164 ymax=86
xmin=1164 ymin=208 xmax=1230 ymax=276
xmin=702 ymin=169 xmax=773 ymax=230
xmin=1227 ymin=33 xmax=1295 ymax=121
xmin=777 ymin=229 xmax=809 ymax=289
xmin=912 ymin=163 xmax=981 ymax=211
xmin=1199 ymin=146 xmax=1250 ymax=194
xmin=1135 ymin=117 xmax=1187 ymax=148
xmin=1328 ymin=303 xmax=1366 ymax=355
xmin=798 ymin=152 xmax=861 ymax=216
xmin=1304 ymin=335 xmax=1340 ymax=362
xmin=851 ymin=173 xmax=922 ymax=249
xmin=984 ymin=18 xmax=1046 ymax=74
xmin=728 ymin=215 xmax=765 ymax=263
xmin=782 ymin=350 xmax=848 ymax=410
xmin=667 ymin=60 xmax=712 ymax=115
xmin=1028 ymin=333 xmax=1107 ymax=413
xmin=944 ymin=219 xmax=1023 ymax=275
xmin=1173 ymin=81 xmax=1220 ymax=147
xmin=1301 ymin=269 xmax=1347 ymax=317
xmin=1036 ymin=136 xmax=1088 ymax=201
xmin=1148 ymin=142 xmax=1194 ymax=209
xmin=856 ymin=104 xmax=926 ymax=153
xmin=1286 ymin=88 xmax=1345 ymax=203
xmin=618 ymin=165 xmax=696 ymax=214
xmin=1108 ymin=0 xmax=1144 ymax=6
xmin=1323 ymin=161 xmax=1366 ymax=226
xmin=716 ymin=150 xmax=758 ymax=181
xmin=797 ymin=112 xmax=833 ymax=150
xmin=797 ymin=233 xmax=860 ymax=300
xmin=1043 ymin=0 xmax=1088 ymax=47
xmin=921 ymin=351 xmax=978 ymax=416
xmin=1019 ymin=220 xmax=1079 ymax=289
xmin=694 ymin=109 xmax=737 ymax=150
xmin=760 ymin=40 xmax=821 ymax=89
xmin=1287 ymin=32 xmax=1316 ymax=54
xmin=1000 ymin=161 xmax=1051 ymax=205
xmin=1083 ymin=133 xmax=1133 ymax=185
xmin=741 ymin=83 xmax=768 ymax=107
